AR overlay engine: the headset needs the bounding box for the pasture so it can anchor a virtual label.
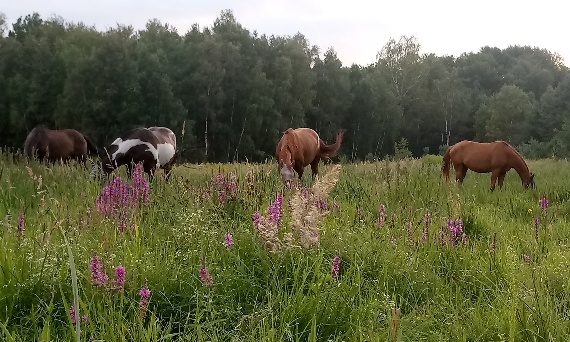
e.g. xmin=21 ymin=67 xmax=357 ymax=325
xmin=1 ymin=151 xmax=569 ymax=341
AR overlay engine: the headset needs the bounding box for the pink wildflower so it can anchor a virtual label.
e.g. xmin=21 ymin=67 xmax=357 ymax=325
xmin=90 ymin=254 xmax=108 ymax=287
xmin=199 ymin=257 xmax=213 ymax=286
xmin=18 ymin=204 xmax=25 ymax=232
xmin=331 ymin=255 xmax=340 ymax=278
xmin=139 ymin=280 xmax=151 ymax=319
xmin=224 ymin=232 xmax=234 ymax=250
xmin=114 ymin=265 xmax=125 ymax=293
xmin=70 ymin=305 xmax=76 ymax=324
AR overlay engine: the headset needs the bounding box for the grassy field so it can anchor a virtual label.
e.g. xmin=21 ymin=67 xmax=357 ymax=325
xmin=1 ymin=152 xmax=569 ymax=341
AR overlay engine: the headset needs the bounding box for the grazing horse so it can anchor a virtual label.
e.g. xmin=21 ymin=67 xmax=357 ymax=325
xmin=23 ymin=125 xmax=99 ymax=163
xmin=276 ymin=128 xmax=343 ymax=182
xmin=148 ymin=126 xmax=177 ymax=179
xmin=97 ymin=127 xmax=177 ymax=179
xmin=442 ymin=140 xmax=534 ymax=191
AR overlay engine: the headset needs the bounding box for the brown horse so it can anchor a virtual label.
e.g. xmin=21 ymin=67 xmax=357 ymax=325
xmin=442 ymin=140 xmax=534 ymax=191
xmin=24 ymin=125 xmax=99 ymax=163
xmin=276 ymin=128 xmax=343 ymax=182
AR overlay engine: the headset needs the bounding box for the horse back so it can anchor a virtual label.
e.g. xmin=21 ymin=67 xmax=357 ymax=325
xmin=294 ymin=128 xmax=320 ymax=162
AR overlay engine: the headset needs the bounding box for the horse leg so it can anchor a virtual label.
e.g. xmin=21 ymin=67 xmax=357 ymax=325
xmin=310 ymin=159 xmax=320 ymax=179
xmin=490 ymin=170 xmax=500 ymax=192
xmin=497 ymin=171 xmax=507 ymax=189
xmin=461 ymin=167 xmax=468 ymax=182
xmin=453 ymin=164 xmax=464 ymax=184
xmin=294 ymin=165 xmax=305 ymax=181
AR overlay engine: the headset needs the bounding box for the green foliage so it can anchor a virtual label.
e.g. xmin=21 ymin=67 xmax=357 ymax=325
xmin=394 ymin=138 xmax=412 ymax=160
xmin=0 ymin=11 xmax=569 ymax=161
xmin=477 ymin=85 xmax=534 ymax=145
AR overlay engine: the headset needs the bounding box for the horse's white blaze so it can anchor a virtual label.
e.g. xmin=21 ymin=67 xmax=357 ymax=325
xmin=280 ymin=165 xmax=293 ymax=181
xmin=112 ymin=139 xmax=159 ymax=165
xmin=157 ymin=143 xmax=175 ymax=166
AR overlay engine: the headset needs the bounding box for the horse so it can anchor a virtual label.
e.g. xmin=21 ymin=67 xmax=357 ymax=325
xmin=276 ymin=127 xmax=344 ymax=182
xmin=148 ymin=126 xmax=177 ymax=179
xmin=23 ymin=125 xmax=99 ymax=163
xmin=96 ymin=127 xmax=177 ymax=179
xmin=442 ymin=140 xmax=534 ymax=191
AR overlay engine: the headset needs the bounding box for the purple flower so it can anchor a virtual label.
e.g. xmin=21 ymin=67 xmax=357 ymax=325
xmin=315 ymin=198 xmax=328 ymax=210
xmin=199 ymin=258 xmax=213 ymax=286
xmin=539 ymin=196 xmax=548 ymax=210
xmin=70 ymin=305 xmax=76 ymax=324
xmin=523 ymin=254 xmax=531 ymax=263
xmin=331 ymin=255 xmax=340 ymax=278
xmin=18 ymin=205 xmax=25 ymax=232
xmin=114 ymin=265 xmax=125 ymax=293
xmin=267 ymin=193 xmax=283 ymax=225
xmin=424 ymin=212 xmax=430 ymax=226
xmin=405 ymin=221 xmax=412 ymax=241
xmin=224 ymin=232 xmax=234 ymax=250
xmin=139 ymin=280 xmax=151 ymax=319
xmin=252 ymin=211 xmax=261 ymax=227
xmin=377 ymin=215 xmax=384 ymax=227
xmin=421 ymin=227 xmax=428 ymax=244
xmin=90 ymin=254 xmax=108 ymax=287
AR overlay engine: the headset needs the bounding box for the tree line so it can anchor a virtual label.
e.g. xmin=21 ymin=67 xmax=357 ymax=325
xmin=1 ymin=10 xmax=569 ymax=162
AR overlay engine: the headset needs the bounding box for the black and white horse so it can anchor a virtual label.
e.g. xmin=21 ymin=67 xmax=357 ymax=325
xmin=92 ymin=127 xmax=177 ymax=179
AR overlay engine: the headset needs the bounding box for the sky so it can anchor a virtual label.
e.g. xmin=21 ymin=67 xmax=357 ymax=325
xmin=3 ymin=0 xmax=568 ymax=67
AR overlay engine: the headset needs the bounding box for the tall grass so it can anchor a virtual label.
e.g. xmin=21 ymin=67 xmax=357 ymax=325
xmin=1 ymin=152 xmax=569 ymax=341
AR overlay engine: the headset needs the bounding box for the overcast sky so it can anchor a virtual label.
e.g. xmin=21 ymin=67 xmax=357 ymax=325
xmin=3 ymin=0 xmax=568 ymax=67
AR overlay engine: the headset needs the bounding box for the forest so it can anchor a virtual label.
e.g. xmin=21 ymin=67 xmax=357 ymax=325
xmin=0 ymin=10 xmax=569 ymax=162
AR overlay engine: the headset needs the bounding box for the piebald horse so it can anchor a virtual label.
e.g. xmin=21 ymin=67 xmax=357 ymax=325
xmin=276 ymin=128 xmax=343 ymax=182
xmin=442 ymin=140 xmax=534 ymax=191
xmin=96 ymin=127 xmax=177 ymax=179
xmin=24 ymin=125 xmax=99 ymax=162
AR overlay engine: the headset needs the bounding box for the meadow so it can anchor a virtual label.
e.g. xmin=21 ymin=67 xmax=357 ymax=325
xmin=1 ymin=151 xmax=570 ymax=341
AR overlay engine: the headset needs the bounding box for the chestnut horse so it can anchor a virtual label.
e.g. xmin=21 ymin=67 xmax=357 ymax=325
xmin=96 ymin=127 xmax=177 ymax=179
xmin=442 ymin=140 xmax=534 ymax=191
xmin=276 ymin=128 xmax=343 ymax=182
xmin=24 ymin=125 xmax=99 ymax=162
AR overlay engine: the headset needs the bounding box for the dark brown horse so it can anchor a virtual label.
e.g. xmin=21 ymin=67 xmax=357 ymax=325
xmin=23 ymin=126 xmax=99 ymax=162
xmin=442 ymin=140 xmax=534 ymax=191
xmin=276 ymin=128 xmax=343 ymax=182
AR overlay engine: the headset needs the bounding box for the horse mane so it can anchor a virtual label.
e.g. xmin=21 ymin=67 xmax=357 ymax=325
xmin=498 ymin=140 xmax=531 ymax=174
xmin=281 ymin=128 xmax=299 ymax=160
xmin=499 ymin=141 xmax=527 ymax=162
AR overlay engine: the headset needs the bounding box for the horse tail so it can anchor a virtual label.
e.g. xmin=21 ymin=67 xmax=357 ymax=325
xmin=82 ymin=134 xmax=103 ymax=158
xmin=442 ymin=146 xmax=452 ymax=182
xmin=320 ymin=130 xmax=344 ymax=158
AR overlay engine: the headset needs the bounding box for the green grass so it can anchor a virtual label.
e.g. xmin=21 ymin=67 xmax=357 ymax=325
xmin=1 ymin=153 xmax=569 ymax=341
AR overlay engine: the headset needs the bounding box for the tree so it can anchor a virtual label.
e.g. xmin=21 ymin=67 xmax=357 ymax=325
xmin=478 ymin=85 xmax=534 ymax=145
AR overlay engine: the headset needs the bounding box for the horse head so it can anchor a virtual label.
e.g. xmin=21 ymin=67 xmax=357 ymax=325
xmin=524 ymin=173 xmax=535 ymax=189
xmin=279 ymin=150 xmax=295 ymax=182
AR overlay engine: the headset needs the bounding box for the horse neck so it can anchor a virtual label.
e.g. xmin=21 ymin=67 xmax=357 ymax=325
xmin=509 ymin=149 xmax=531 ymax=182
xmin=282 ymin=132 xmax=298 ymax=160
